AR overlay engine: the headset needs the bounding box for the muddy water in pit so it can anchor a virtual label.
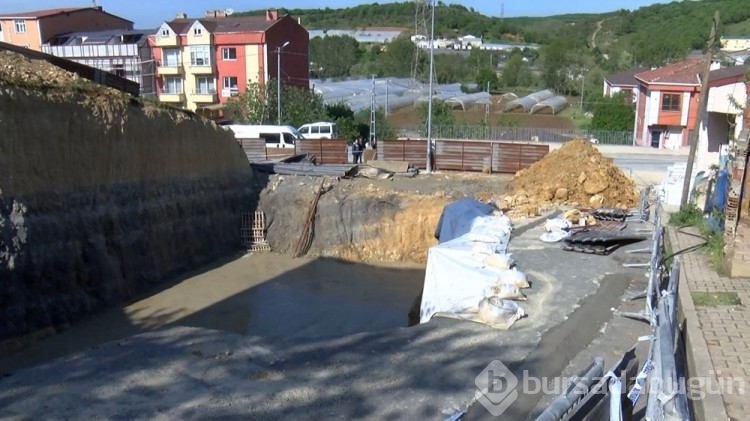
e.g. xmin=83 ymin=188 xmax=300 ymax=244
xmin=0 ymin=254 xmax=424 ymax=373
xmin=466 ymin=272 xmax=632 ymax=420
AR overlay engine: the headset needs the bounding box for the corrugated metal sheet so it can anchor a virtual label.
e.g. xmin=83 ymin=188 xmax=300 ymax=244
xmin=435 ymin=140 xmax=493 ymax=171
xmin=295 ymin=139 xmax=349 ymax=164
xmin=380 ymin=140 xmax=428 ymax=169
xmin=493 ymin=142 xmax=549 ymax=173
xmin=238 ymin=138 xmax=266 ymax=162
xmin=0 ymin=41 xmax=140 ymax=96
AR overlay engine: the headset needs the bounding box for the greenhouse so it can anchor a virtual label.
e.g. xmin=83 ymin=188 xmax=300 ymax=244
xmin=445 ymin=91 xmax=492 ymax=110
xmin=502 ymin=89 xmax=555 ymax=113
xmin=530 ymin=96 xmax=570 ymax=115
xmin=310 ymin=77 xmax=498 ymax=114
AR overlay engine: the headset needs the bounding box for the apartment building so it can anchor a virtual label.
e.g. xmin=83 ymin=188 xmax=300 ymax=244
xmin=0 ymin=6 xmax=133 ymax=51
xmin=149 ymin=10 xmax=309 ymax=112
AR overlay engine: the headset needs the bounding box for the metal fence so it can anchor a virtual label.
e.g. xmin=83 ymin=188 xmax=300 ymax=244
xmin=397 ymin=125 xmax=634 ymax=145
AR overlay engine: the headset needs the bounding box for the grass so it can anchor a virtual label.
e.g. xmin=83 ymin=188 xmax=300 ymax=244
xmin=692 ymin=291 xmax=742 ymax=307
xmin=668 ymin=204 xmax=726 ymax=273
xmin=559 ymin=107 xmax=591 ymax=130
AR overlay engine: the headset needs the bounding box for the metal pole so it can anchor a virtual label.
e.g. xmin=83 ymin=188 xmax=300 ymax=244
xmin=385 ymin=79 xmax=389 ymax=116
xmin=276 ymin=46 xmax=281 ymax=125
xmin=425 ymin=0 xmax=436 ymax=173
xmin=681 ymin=11 xmax=719 ymax=209
xmin=581 ymin=72 xmax=585 ymax=110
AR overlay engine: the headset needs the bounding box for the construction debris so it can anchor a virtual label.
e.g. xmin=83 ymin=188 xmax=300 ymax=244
xmin=242 ymin=211 xmax=271 ymax=252
xmin=506 ymin=139 xmax=638 ymax=217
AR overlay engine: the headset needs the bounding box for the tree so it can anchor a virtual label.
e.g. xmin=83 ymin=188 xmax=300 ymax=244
xmin=500 ymin=54 xmax=524 ymax=87
xmin=354 ymin=108 xmax=395 ymax=141
xmin=326 ymin=101 xmax=360 ymax=141
xmin=376 ymin=36 xmax=418 ymax=77
xmin=476 ymin=67 xmax=500 ymax=91
xmin=309 ymin=35 xmax=362 ymax=78
xmin=417 ymin=99 xmax=455 ymax=135
xmin=590 ymin=91 xmax=635 ymax=131
xmin=224 ymin=79 xmax=328 ymax=128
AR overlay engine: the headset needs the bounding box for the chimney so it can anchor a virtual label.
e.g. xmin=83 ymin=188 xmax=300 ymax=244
xmin=175 ymin=12 xmax=187 ymax=19
xmin=205 ymin=10 xmax=226 ymax=18
xmin=266 ymin=9 xmax=279 ymax=21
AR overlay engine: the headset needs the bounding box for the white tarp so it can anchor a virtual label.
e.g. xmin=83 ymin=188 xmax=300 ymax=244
xmin=420 ymin=200 xmax=522 ymax=325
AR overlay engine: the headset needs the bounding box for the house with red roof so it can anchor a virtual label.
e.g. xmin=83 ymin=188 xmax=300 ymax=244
xmin=0 ymin=6 xmax=133 ymax=51
xmin=149 ymin=9 xmax=309 ymax=113
xmin=618 ymin=59 xmax=749 ymax=170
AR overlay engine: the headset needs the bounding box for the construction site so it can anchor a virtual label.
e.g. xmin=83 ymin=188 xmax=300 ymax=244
xmin=0 ymin=46 xmax=695 ymax=421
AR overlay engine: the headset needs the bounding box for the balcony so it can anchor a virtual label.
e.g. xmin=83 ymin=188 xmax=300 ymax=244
xmin=189 ymin=88 xmax=217 ymax=103
xmin=159 ymin=89 xmax=185 ymax=103
xmin=154 ymin=34 xmax=180 ymax=47
xmin=156 ymin=60 xmax=183 ymax=75
xmin=186 ymin=60 xmax=213 ymax=74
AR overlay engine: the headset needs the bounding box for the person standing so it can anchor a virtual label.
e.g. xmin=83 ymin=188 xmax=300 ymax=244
xmin=354 ymin=137 xmax=364 ymax=163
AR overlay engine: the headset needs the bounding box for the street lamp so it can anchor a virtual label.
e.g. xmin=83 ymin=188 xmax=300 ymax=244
xmin=276 ymin=41 xmax=290 ymax=125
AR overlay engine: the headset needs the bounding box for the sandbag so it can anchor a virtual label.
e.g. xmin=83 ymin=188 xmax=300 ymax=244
xmin=544 ymin=218 xmax=572 ymax=233
xmin=497 ymin=268 xmax=530 ymax=289
xmin=477 ymin=296 xmax=526 ymax=329
xmin=489 ymin=283 xmax=527 ymax=301
xmin=482 ymin=253 xmax=514 ymax=270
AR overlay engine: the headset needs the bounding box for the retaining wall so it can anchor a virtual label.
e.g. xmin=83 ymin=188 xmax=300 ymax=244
xmin=0 ymin=86 xmax=256 ymax=342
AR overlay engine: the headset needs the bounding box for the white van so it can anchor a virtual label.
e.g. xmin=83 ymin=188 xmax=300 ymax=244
xmin=298 ymin=122 xmax=338 ymax=139
xmin=226 ymin=125 xmax=304 ymax=148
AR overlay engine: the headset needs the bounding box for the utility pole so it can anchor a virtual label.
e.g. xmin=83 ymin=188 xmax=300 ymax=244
xmin=370 ymin=74 xmax=376 ymax=147
xmin=681 ymin=11 xmax=719 ymax=209
xmin=485 ymin=81 xmax=490 ymax=123
xmin=385 ymin=79 xmax=390 ymax=117
xmin=425 ymin=0 xmax=436 ymax=173
xmin=276 ymin=41 xmax=290 ymax=125
xmin=581 ymin=72 xmax=585 ymax=110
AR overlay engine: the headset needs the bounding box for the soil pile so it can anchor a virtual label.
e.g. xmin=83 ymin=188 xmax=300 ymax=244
xmin=504 ymin=139 xmax=637 ymax=216
xmin=0 ymin=50 xmax=80 ymax=87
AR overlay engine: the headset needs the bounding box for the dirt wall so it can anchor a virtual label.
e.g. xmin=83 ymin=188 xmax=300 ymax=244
xmin=0 ymin=86 xmax=256 ymax=343
xmin=258 ymin=178 xmax=450 ymax=263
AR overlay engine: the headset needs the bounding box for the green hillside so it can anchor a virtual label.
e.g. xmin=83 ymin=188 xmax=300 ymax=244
xmin=239 ymin=0 xmax=750 ymax=65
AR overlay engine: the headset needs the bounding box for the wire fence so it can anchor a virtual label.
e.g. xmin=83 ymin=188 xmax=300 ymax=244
xmin=396 ymin=125 xmax=634 ymax=145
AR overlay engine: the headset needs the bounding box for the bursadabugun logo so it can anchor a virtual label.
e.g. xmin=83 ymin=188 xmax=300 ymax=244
xmin=475 ymin=360 xmax=519 ymax=416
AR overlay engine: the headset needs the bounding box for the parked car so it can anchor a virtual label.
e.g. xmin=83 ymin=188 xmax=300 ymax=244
xmin=226 ymin=125 xmax=304 ymax=148
xmin=298 ymin=121 xmax=338 ymax=139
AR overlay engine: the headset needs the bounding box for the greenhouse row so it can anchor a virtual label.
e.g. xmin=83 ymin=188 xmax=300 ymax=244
xmin=309 ymin=78 xmax=567 ymax=114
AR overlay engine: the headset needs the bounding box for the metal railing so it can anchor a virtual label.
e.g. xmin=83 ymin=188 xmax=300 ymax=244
xmin=539 ymin=192 xmax=691 ymax=420
xmin=397 ymin=125 xmax=634 ymax=145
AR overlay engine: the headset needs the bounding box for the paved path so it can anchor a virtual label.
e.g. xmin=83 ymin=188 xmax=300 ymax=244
xmin=669 ymin=227 xmax=750 ymax=421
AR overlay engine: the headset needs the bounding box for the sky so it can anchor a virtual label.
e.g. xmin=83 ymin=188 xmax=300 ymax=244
xmin=0 ymin=0 xmax=669 ymax=29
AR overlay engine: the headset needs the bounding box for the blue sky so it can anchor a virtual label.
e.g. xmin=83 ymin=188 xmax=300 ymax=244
xmin=0 ymin=0 xmax=668 ymax=29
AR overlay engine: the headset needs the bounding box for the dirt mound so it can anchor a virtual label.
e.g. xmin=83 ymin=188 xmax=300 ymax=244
xmin=509 ymin=139 xmax=637 ymax=213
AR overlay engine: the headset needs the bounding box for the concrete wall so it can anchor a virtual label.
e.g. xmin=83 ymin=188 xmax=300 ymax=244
xmin=0 ymin=86 xmax=255 ymax=342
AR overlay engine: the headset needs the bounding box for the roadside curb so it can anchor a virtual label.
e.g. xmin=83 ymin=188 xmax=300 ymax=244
xmin=665 ymin=227 xmax=730 ymax=421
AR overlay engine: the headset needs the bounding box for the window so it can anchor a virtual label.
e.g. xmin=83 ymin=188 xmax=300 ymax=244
xmin=223 ymin=76 xmax=238 ymax=89
xmin=189 ymin=45 xmax=210 ymax=66
xmin=261 ymin=133 xmax=280 ymax=144
xmin=193 ymin=27 xmax=203 ymax=36
xmin=283 ymin=133 xmax=296 ymax=145
xmin=661 ymin=94 xmax=680 ymax=111
xmin=160 ymin=28 xmax=170 ymax=36
xmin=222 ymin=47 xmax=237 ymax=60
xmin=299 ymin=127 xmax=309 ymax=134
xmin=195 ymin=76 xmax=215 ymax=94
xmin=320 ymin=125 xmax=331 ymax=134
xmin=14 ymin=20 xmax=26 ymax=33
xmin=311 ymin=126 xmax=320 ymax=134
xmin=162 ymin=48 xmax=180 ymax=67
xmin=162 ymin=77 xmax=182 ymax=94
xmin=111 ymin=65 xmax=125 ymax=78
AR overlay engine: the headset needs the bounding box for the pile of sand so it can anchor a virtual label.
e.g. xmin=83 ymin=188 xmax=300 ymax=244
xmin=499 ymin=139 xmax=637 ymax=217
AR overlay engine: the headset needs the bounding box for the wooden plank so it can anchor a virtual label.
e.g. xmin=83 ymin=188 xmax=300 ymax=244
xmin=238 ymin=138 xmax=266 ymax=162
